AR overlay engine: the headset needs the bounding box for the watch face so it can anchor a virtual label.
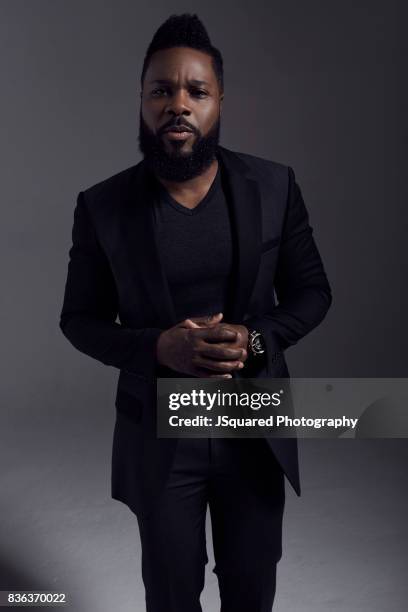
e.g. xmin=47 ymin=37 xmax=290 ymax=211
xmin=253 ymin=336 xmax=263 ymax=353
xmin=251 ymin=332 xmax=265 ymax=355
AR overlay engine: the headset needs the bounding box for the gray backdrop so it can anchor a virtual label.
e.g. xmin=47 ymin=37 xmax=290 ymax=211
xmin=1 ymin=1 xmax=407 ymax=610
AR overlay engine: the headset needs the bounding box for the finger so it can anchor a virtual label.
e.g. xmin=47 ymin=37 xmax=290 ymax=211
xmin=193 ymin=326 xmax=238 ymax=343
xmin=183 ymin=318 xmax=201 ymax=329
xmin=178 ymin=313 xmax=223 ymax=329
xmin=191 ymin=313 xmax=224 ymax=328
xmin=207 ymin=312 xmax=223 ymax=324
xmin=216 ymin=323 xmax=247 ymax=346
xmin=177 ymin=319 xmax=196 ymax=329
xmin=192 ymin=356 xmax=244 ymax=373
xmin=216 ymin=329 xmax=248 ymax=354
xmin=197 ymin=343 xmax=246 ymax=361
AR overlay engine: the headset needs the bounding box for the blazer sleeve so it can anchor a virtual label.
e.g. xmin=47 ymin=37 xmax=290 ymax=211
xmin=59 ymin=192 xmax=163 ymax=380
xmin=244 ymin=166 xmax=332 ymax=365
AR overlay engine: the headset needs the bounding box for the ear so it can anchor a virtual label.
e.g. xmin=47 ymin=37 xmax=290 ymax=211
xmin=219 ymin=92 xmax=224 ymax=112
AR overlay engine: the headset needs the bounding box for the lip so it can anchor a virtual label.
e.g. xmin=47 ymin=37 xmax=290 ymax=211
xmin=163 ymin=126 xmax=193 ymax=133
xmin=163 ymin=130 xmax=193 ymax=141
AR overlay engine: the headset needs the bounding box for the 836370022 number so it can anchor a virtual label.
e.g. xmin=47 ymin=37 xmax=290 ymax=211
xmin=0 ymin=591 xmax=67 ymax=606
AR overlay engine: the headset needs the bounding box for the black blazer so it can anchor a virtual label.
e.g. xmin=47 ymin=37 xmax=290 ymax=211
xmin=59 ymin=145 xmax=332 ymax=518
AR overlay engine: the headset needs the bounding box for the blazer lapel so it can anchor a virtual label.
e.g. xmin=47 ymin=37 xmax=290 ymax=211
xmin=120 ymin=161 xmax=177 ymax=329
xmin=217 ymin=146 xmax=263 ymax=324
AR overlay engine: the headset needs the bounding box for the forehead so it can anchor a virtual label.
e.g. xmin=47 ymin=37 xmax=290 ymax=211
xmin=144 ymin=47 xmax=217 ymax=86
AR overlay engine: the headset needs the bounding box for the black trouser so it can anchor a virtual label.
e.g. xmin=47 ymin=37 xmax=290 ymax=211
xmin=136 ymin=437 xmax=285 ymax=612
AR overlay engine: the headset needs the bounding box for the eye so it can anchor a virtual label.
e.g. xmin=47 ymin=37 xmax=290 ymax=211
xmin=151 ymin=87 xmax=168 ymax=97
xmin=190 ymin=88 xmax=208 ymax=98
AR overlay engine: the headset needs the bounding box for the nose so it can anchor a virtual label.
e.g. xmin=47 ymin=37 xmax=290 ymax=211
xmin=165 ymin=88 xmax=191 ymax=117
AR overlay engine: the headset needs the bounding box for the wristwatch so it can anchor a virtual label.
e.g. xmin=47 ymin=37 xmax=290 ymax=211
xmin=247 ymin=329 xmax=266 ymax=357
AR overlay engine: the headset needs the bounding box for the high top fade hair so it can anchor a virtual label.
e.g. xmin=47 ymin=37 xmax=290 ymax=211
xmin=141 ymin=14 xmax=224 ymax=92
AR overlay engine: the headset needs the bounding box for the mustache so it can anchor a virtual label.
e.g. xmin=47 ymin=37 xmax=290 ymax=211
xmin=158 ymin=119 xmax=199 ymax=136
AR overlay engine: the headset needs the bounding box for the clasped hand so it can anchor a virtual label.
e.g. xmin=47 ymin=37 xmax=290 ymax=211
xmin=156 ymin=313 xmax=249 ymax=378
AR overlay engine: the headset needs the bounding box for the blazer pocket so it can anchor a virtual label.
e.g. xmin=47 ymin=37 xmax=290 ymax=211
xmin=261 ymin=236 xmax=280 ymax=253
xmin=115 ymin=389 xmax=143 ymax=424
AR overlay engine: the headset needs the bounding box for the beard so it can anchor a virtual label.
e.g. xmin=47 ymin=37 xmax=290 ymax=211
xmin=138 ymin=112 xmax=220 ymax=182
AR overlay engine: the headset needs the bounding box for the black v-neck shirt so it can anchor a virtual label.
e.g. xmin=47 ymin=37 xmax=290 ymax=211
xmin=152 ymin=165 xmax=234 ymax=324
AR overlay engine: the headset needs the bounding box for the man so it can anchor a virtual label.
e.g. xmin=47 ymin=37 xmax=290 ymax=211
xmin=60 ymin=13 xmax=332 ymax=612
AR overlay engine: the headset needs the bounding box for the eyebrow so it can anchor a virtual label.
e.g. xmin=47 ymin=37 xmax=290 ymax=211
xmin=149 ymin=78 xmax=210 ymax=87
